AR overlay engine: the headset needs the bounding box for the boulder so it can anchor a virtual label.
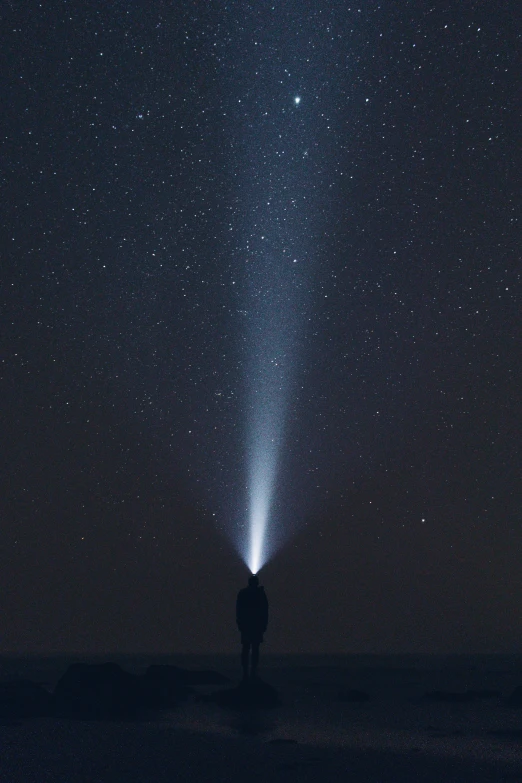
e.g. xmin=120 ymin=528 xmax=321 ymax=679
xmin=139 ymin=666 xmax=193 ymax=707
xmin=54 ymin=662 xmax=142 ymax=718
xmin=54 ymin=662 xmax=228 ymax=716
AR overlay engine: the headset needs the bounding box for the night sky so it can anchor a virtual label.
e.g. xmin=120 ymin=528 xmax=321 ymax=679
xmin=1 ymin=0 xmax=519 ymax=654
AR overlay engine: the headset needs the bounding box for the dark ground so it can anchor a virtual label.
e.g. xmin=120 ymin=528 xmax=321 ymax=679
xmin=1 ymin=655 xmax=522 ymax=781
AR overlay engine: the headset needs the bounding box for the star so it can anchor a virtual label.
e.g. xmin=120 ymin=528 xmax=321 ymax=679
xmin=294 ymin=96 xmax=301 ymax=105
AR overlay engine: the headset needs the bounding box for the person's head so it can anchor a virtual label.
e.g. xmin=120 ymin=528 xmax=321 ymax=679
xmin=248 ymin=574 xmax=259 ymax=588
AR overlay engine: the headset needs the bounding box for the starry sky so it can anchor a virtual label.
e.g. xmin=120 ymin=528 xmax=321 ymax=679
xmin=0 ymin=0 xmax=519 ymax=654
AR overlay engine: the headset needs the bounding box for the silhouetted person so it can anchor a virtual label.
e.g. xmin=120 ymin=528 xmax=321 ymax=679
xmin=236 ymin=574 xmax=268 ymax=681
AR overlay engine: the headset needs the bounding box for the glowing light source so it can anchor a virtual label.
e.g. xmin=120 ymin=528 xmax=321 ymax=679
xmin=245 ymin=379 xmax=286 ymax=574
xmin=242 ymin=254 xmax=295 ymax=574
xmin=233 ymin=89 xmax=310 ymax=577
xmin=248 ymin=487 xmax=269 ymax=575
xmin=246 ymin=396 xmax=283 ymax=573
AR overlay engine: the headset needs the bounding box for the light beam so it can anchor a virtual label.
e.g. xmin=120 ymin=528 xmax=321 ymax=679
xmin=242 ymin=247 xmax=299 ymax=574
xmin=246 ymin=380 xmax=286 ymax=573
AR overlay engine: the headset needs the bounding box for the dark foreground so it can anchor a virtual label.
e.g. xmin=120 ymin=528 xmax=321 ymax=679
xmin=1 ymin=655 xmax=522 ymax=782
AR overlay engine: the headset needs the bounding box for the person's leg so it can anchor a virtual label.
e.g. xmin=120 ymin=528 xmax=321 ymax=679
xmin=250 ymin=641 xmax=260 ymax=678
xmin=241 ymin=641 xmax=251 ymax=680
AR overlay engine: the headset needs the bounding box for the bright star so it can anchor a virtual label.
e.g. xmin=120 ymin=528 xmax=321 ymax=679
xmin=294 ymin=96 xmax=301 ymax=105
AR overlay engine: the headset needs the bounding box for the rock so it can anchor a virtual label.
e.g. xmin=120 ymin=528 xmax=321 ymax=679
xmin=140 ymin=666 xmax=193 ymax=707
xmin=212 ymin=678 xmax=281 ymax=709
xmin=338 ymin=688 xmax=370 ymax=702
xmin=0 ymin=680 xmax=53 ymax=719
xmin=54 ymin=662 xmax=142 ymax=718
xmin=53 ymin=662 xmax=228 ymax=717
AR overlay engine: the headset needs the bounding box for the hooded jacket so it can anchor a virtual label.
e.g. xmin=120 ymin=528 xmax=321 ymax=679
xmin=236 ymin=585 xmax=269 ymax=638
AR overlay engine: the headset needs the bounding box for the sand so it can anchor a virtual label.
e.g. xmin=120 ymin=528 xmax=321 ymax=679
xmin=1 ymin=655 xmax=522 ymax=782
